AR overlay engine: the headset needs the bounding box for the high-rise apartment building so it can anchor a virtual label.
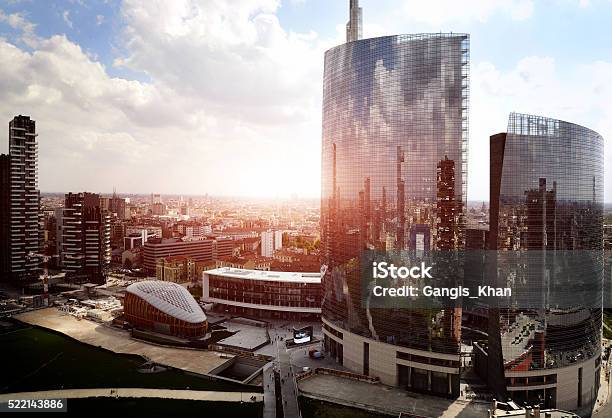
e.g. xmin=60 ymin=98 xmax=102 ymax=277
xmin=320 ymin=3 xmax=469 ymax=396
xmin=274 ymin=230 xmax=283 ymax=251
xmin=486 ymin=113 xmax=603 ymax=414
xmin=101 ymin=190 xmax=128 ymax=220
xmin=0 ymin=154 xmax=9 ymax=279
xmin=261 ymin=230 xmax=282 ymax=257
xmin=0 ymin=116 xmax=41 ymax=282
xmin=261 ymin=230 xmax=274 ymax=257
xmin=60 ymin=192 xmax=111 ymax=283
xmin=54 ymin=207 xmax=65 ymax=266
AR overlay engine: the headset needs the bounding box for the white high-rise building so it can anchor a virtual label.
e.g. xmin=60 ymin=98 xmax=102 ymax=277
xmin=261 ymin=230 xmax=274 ymax=257
xmin=274 ymin=230 xmax=283 ymax=251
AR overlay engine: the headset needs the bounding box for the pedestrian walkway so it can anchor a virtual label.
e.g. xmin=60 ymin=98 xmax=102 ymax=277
xmin=276 ymin=339 xmax=301 ymax=418
xmin=263 ymin=362 xmax=277 ymax=418
xmin=0 ymin=388 xmax=263 ymax=403
xmin=298 ymin=372 xmax=489 ymax=418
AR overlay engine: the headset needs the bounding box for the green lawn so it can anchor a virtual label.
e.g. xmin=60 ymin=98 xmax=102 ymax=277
xmin=0 ymin=321 xmax=256 ymax=394
xmin=65 ymin=398 xmax=263 ymax=417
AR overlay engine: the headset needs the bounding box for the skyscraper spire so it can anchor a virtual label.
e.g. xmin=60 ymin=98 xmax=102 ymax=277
xmin=346 ymin=0 xmax=362 ymax=42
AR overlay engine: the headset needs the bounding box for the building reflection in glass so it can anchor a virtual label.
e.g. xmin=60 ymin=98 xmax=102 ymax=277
xmin=320 ymin=33 xmax=469 ymax=395
xmin=488 ymin=113 xmax=604 ymax=412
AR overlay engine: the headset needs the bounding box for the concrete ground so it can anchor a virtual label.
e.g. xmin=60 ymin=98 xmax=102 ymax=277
xmin=204 ymin=313 xmax=323 ymax=357
xmin=287 ymin=340 xmax=347 ymax=373
xmin=298 ymin=373 xmax=490 ymax=418
xmin=216 ymin=320 xmax=269 ymax=351
xmin=15 ymin=308 xmax=232 ymax=376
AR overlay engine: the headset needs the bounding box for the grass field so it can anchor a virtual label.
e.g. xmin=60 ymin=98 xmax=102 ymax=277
xmin=299 ymin=397 xmax=392 ymax=418
xmin=0 ymin=320 xmax=255 ymax=395
xmin=64 ymin=397 xmax=263 ymax=416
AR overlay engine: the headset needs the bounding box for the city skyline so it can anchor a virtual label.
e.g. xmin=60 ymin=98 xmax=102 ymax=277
xmin=0 ymin=0 xmax=611 ymax=200
xmin=1 ymin=2 xmax=611 ymax=417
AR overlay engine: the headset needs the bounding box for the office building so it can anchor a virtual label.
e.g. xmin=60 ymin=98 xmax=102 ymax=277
xmin=60 ymin=192 xmax=111 ymax=283
xmin=486 ymin=113 xmax=603 ymax=414
xmin=125 ymin=225 xmax=162 ymax=247
xmin=202 ymin=267 xmax=321 ymax=320
xmin=320 ymin=3 xmax=469 ymax=396
xmin=142 ymin=238 xmax=214 ymax=273
xmin=213 ymin=236 xmax=235 ymax=260
xmin=0 ymin=116 xmax=41 ymax=281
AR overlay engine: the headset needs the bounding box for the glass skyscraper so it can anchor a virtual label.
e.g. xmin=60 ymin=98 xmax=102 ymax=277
xmin=320 ymin=32 xmax=469 ymax=395
xmin=488 ymin=113 xmax=604 ymax=413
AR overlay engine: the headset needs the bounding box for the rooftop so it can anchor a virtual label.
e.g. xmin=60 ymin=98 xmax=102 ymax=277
xmin=126 ymin=280 xmax=206 ymax=323
xmin=204 ymin=267 xmax=321 ymax=284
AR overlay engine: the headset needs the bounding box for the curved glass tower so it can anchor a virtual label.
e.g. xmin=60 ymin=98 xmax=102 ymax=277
xmin=320 ymin=33 xmax=469 ymax=395
xmin=489 ymin=113 xmax=604 ymax=413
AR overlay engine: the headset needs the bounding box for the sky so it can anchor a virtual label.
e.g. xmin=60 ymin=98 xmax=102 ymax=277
xmin=0 ymin=0 xmax=611 ymax=201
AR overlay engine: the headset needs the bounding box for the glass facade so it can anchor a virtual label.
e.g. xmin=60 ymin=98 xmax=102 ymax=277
xmin=207 ymin=274 xmax=321 ymax=310
xmin=321 ymin=34 xmax=469 ymax=359
xmin=489 ymin=113 xmax=604 ymax=410
xmin=203 ymin=269 xmax=322 ymax=320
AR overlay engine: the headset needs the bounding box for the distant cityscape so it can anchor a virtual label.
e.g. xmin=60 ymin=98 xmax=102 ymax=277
xmin=2 ymin=1 xmax=612 ymax=418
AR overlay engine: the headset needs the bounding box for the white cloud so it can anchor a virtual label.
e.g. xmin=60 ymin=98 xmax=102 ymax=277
xmin=0 ymin=9 xmax=37 ymax=46
xmin=0 ymin=1 xmax=326 ymax=197
xmin=469 ymin=56 xmax=612 ymax=201
xmin=400 ymin=0 xmax=534 ymax=25
xmin=1 ymin=1 xmax=609 ymax=202
xmin=62 ymin=10 xmax=73 ymax=29
xmin=96 ymin=14 xmax=105 ymax=26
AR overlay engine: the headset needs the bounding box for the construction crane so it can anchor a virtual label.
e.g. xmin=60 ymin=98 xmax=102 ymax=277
xmin=26 ymin=252 xmax=59 ymax=307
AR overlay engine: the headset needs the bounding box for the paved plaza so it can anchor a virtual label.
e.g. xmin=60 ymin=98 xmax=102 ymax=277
xmin=298 ymin=373 xmax=490 ymax=418
xmin=15 ymin=308 xmax=231 ymax=376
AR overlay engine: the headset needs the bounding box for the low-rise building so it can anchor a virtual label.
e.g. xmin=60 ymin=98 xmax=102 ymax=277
xmin=124 ymin=280 xmax=207 ymax=339
xmin=155 ymin=255 xmax=197 ymax=283
xmin=143 ymin=238 xmax=214 ymax=273
xmin=122 ymin=247 xmax=143 ymax=268
xmin=202 ymin=267 xmax=321 ymax=320
xmin=214 ymin=254 xmax=272 ymax=271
